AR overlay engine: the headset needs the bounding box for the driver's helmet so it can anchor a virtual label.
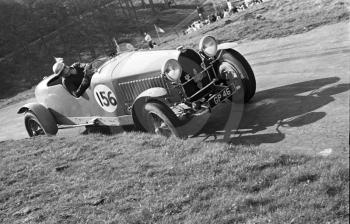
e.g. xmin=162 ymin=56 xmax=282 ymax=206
xmin=52 ymin=57 xmax=65 ymax=75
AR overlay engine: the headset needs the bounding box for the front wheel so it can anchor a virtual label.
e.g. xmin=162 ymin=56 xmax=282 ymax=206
xmin=219 ymin=61 xmax=245 ymax=103
xmin=220 ymin=50 xmax=256 ymax=103
xmin=24 ymin=111 xmax=58 ymax=137
xmin=142 ymin=102 xmax=184 ymax=138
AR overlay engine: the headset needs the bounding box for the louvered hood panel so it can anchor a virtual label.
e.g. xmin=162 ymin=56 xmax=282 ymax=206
xmin=112 ymin=50 xmax=180 ymax=82
xmin=112 ymin=50 xmax=180 ymax=102
xmin=119 ymin=76 xmax=169 ymax=102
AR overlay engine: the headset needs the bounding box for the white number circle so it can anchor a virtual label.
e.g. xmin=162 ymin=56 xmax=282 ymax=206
xmin=93 ymin=84 xmax=118 ymax=112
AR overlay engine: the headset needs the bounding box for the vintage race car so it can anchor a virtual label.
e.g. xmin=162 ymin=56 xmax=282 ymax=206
xmin=18 ymin=36 xmax=256 ymax=138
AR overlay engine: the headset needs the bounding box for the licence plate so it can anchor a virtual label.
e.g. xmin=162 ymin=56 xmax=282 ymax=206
xmin=209 ymin=86 xmax=234 ymax=108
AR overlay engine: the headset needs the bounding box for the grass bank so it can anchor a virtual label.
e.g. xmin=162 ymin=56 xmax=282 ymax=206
xmin=0 ymin=87 xmax=35 ymax=110
xmin=159 ymin=0 xmax=349 ymax=49
xmin=1 ymin=133 xmax=348 ymax=223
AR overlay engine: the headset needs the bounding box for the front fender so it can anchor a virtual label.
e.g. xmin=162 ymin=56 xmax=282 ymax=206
xmin=132 ymin=87 xmax=168 ymax=131
xmin=134 ymin=87 xmax=168 ymax=100
xmin=218 ymin=42 xmax=238 ymax=50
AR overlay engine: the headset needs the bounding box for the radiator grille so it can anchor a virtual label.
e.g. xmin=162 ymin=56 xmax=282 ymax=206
xmin=119 ymin=76 xmax=168 ymax=102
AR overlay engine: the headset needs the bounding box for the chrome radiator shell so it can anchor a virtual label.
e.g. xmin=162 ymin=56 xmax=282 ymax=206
xmin=118 ymin=76 xmax=169 ymax=102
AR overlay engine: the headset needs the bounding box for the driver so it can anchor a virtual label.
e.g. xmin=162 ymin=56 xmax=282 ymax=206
xmin=52 ymin=58 xmax=95 ymax=98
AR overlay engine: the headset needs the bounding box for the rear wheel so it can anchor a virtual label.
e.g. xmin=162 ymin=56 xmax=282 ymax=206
xmin=142 ymin=102 xmax=183 ymax=138
xmin=24 ymin=112 xmax=57 ymax=137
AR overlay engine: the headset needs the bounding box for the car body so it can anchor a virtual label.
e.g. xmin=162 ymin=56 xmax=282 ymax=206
xmin=18 ymin=36 xmax=256 ymax=138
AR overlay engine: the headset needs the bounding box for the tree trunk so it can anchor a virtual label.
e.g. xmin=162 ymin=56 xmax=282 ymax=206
xmin=123 ymin=0 xmax=132 ymax=17
xmin=164 ymin=0 xmax=170 ymax=9
xmin=117 ymin=0 xmax=129 ymax=17
xmin=141 ymin=0 xmax=146 ymax=9
xmin=148 ymin=0 xmax=156 ymax=14
xmin=128 ymin=0 xmax=138 ymax=22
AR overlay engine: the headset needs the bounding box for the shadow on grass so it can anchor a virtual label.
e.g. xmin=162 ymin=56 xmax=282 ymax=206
xmin=199 ymin=77 xmax=350 ymax=145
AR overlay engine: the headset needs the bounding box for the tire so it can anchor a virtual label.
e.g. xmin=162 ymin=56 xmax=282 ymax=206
xmin=142 ymin=101 xmax=183 ymax=138
xmin=220 ymin=50 xmax=256 ymax=103
xmin=219 ymin=62 xmax=245 ymax=103
xmin=24 ymin=111 xmax=58 ymax=137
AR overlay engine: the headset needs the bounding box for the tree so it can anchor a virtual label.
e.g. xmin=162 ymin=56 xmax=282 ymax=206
xmin=140 ymin=0 xmax=146 ymax=9
xmin=128 ymin=0 xmax=139 ymax=22
xmin=164 ymin=0 xmax=170 ymax=8
xmin=117 ymin=0 xmax=129 ymax=17
xmin=148 ymin=0 xmax=156 ymax=14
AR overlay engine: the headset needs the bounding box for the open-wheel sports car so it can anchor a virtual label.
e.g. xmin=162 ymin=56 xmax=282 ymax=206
xmin=18 ymin=36 xmax=256 ymax=138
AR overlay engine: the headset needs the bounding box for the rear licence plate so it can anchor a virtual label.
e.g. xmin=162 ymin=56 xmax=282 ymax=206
xmin=209 ymin=86 xmax=235 ymax=108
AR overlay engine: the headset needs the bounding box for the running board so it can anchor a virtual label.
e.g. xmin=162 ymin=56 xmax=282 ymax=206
xmin=58 ymin=123 xmax=95 ymax=129
xmin=57 ymin=116 xmax=134 ymax=129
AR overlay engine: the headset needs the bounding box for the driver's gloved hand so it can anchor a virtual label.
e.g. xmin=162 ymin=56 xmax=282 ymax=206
xmin=73 ymin=76 xmax=90 ymax=98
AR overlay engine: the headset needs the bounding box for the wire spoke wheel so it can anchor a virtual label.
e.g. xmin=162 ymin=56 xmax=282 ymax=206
xmin=222 ymin=64 xmax=241 ymax=84
xmin=148 ymin=112 xmax=172 ymax=137
xmin=220 ymin=51 xmax=256 ymax=102
xmin=141 ymin=102 xmax=184 ymax=138
xmin=220 ymin=62 xmax=244 ymax=103
xmin=24 ymin=111 xmax=55 ymax=137
xmin=26 ymin=118 xmax=45 ymax=136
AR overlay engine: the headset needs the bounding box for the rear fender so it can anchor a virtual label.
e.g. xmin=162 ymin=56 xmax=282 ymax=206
xmin=131 ymin=87 xmax=168 ymax=131
xmin=18 ymin=103 xmax=58 ymax=135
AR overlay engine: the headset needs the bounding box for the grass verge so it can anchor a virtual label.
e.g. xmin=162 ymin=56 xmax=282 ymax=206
xmin=0 ymin=87 xmax=35 ymax=110
xmin=159 ymin=0 xmax=349 ymax=49
xmin=0 ymin=133 xmax=348 ymax=223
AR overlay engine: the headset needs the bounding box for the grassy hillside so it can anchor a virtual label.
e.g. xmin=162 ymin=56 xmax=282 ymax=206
xmin=159 ymin=0 xmax=349 ymax=49
xmin=0 ymin=133 xmax=348 ymax=223
xmin=0 ymin=0 xmax=198 ymax=99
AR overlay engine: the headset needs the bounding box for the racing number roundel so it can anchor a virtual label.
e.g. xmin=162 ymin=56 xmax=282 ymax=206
xmin=93 ymin=85 xmax=118 ymax=112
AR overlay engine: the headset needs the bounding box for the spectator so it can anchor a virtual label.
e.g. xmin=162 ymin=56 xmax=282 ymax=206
xmin=207 ymin=15 xmax=211 ymax=24
xmin=167 ymin=0 xmax=172 ymax=8
xmin=223 ymin=9 xmax=230 ymax=18
xmin=196 ymin=5 xmax=204 ymax=20
xmin=232 ymin=4 xmax=238 ymax=13
xmin=216 ymin=11 xmax=222 ymax=21
xmin=144 ymin=32 xmax=154 ymax=49
xmin=209 ymin=14 xmax=217 ymax=23
xmin=226 ymin=0 xmax=233 ymax=13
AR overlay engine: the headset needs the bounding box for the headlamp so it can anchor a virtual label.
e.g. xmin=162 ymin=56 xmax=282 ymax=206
xmin=199 ymin=36 xmax=218 ymax=57
xmin=161 ymin=59 xmax=182 ymax=83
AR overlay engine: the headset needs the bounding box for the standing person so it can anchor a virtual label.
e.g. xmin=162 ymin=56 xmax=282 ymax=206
xmin=216 ymin=11 xmax=222 ymax=21
xmin=144 ymin=32 xmax=154 ymax=49
xmin=232 ymin=4 xmax=238 ymax=13
xmin=226 ymin=0 xmax=233 ymax=14
xmin=223 ymin=8 xmax=229 ymax=18
xmin=52 ymin=58 xmax=95 ymax=98
xmin=196 ymin=5 xmax=204 ymax=20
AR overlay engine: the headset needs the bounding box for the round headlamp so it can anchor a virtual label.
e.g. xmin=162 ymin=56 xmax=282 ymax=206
xmin=199 ymin=36 xmax=218 ymax=57
xmin=161 ymin=59 xmax=182 ymax=83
